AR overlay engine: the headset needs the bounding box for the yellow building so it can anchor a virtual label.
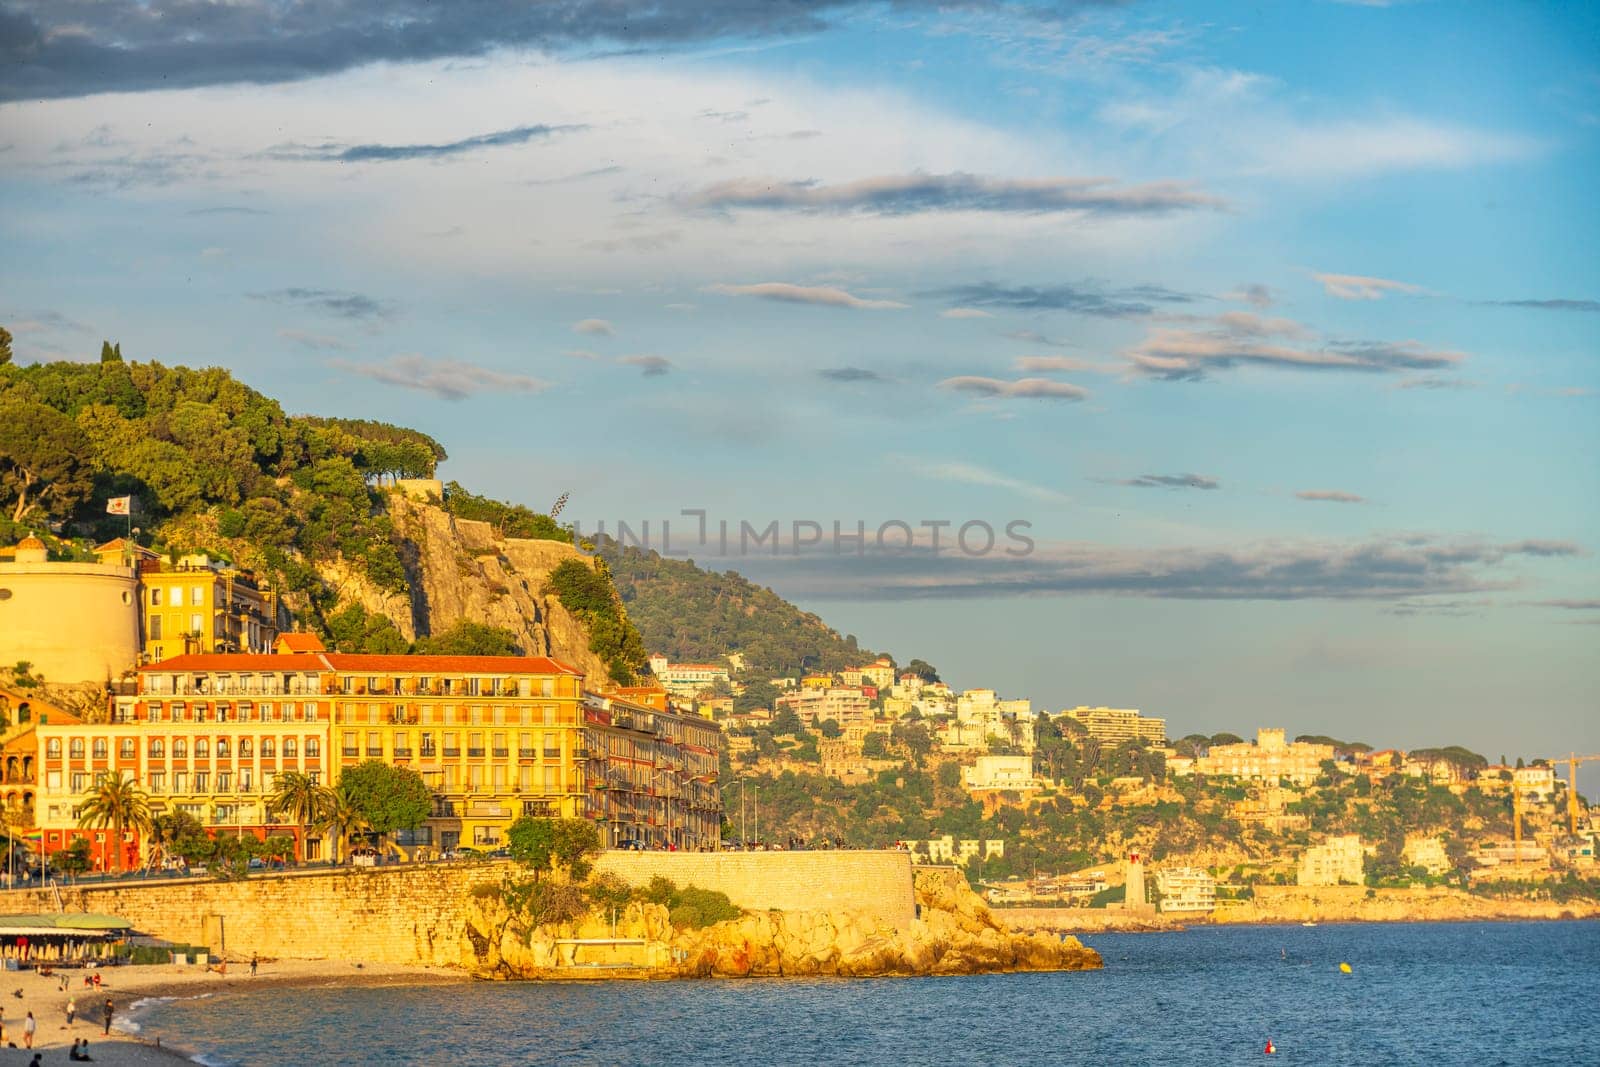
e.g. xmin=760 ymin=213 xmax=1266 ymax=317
xmin=36 ymin=639 xmax=723 ymax=868
xmin=141 ymin=557 xmax=279 ymax=662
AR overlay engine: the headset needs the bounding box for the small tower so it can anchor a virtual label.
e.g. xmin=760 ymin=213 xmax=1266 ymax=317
xmin=1125 ymin=851 xmax=1147 ymax=907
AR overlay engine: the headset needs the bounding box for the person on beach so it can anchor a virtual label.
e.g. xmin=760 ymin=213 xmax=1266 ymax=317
xmin=101 ymin=998 xmax=112 ymax=1035
xmin=250 ymin=953 xmax=258 ymax=977
xmin=70 ymin=1039 xmax=94 ymax=1061
xmin=66 ymin=997 xmax=76 ymax=1024
xmin=22 ymin=1010 xmax=33 ymax=1048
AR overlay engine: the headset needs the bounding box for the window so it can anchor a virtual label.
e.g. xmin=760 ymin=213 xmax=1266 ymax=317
xmin=173 ymin=771 xmax=189 ymax=793
xmin=541 ymin=679 xmax=554 ymax=698
xmin=47 ymin=738 xmax=62 ymax=758
xmin=307 ymin=771 xmax=321 ymax=786
xmin=519 ymin=706 xmax=532 ymax=725
xmin=69 ymin=739 xmax=85 ymax=759
xmin=149 ymin=772 xmax=166 ymax=793
xmin=149 ymin=739 xmax=165 ymax=758
xmin=468 ymin=765 xmax=484 ymax=789
xmin=91 ymin=738 xmax=110 ymax=759
xmin=147 ymin=703 xmax=163 ymax=723
xmin=469 ymin=705 xmax=483 ymax=726
xmin=173 ymin=739 xmax=188 ymax=759
xmin=468 ymin=732 xmax=484 ymax=757
xmin=239 ymin=738 xmax=253 ymax=758
xmin=70 ymin=772 xmax=87 ymax=792
xmin=492 ymin=732 xmax=507 ymax=757
xmin=304 ymin=702 xmax=320 ymax=722
xmin=305 ymin=738 xmax=320 ymax=757
xmin=119 ymin=738 xmax=136 ymax=759
xmin=190 ymin=613 xmax=204 ymax=634
xmin=261 ymin=739 xmax=276 ymax=758
xmin=151 ymin=588 xmax=163 ymax=607
xmin=217 ymin=770 xmax=232 ymax=792
xmin=195 ymin=739 xmax=210 ymax=758
xmin=444 ymin=732 xmax=459 ymax=757
xmin=194 ymin=771 xmax=209 ymax=792
xmin=239 ymin=768 xmax=253 ymax=791
xmin=46 ymin=771 xmax=61 ymax=790
xmin=191 ymin=585 xmax=205 ymax=606
xmin=542 ymin=705 xmax=556 ymax=726
xmin=149 ymin=615 xmax=162 ymax=640
xmin=519 ymin=766 xmax=533 ymax=791
xmin=492 ymin=765 xmax=506 ymax=789
xmin=492 ymin=706 xmax=506 ymax=726
xmin=283 ymin=738 xmax=298 ymax=758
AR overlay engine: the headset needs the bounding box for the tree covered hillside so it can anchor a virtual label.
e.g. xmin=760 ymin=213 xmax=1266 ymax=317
xmin=607 ymin=547 xmax=875 ymax=676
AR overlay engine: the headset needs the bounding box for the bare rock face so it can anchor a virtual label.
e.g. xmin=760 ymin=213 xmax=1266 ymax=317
xmin=461 ymin=868 xmax=1102 ymax=981
xmin=318 ymin=494 xmax=612 ymax=682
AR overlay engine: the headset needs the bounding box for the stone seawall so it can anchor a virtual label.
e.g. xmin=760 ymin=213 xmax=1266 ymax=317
xmin=594 ymin=850 xmax=917 ymax=932
xmin=0 ymin=851 xmax=919 ymax=963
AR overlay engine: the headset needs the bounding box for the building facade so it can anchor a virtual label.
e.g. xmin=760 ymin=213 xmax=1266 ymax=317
xmin=36 ymin=645 xmax=723 ymax=870
xmin=1154 ymin=866 xmax=1217 ymax=912
xmin=1060 ymin=706 xmax=1168 ymax=746
xmin=1297 ymin=834 xmax=1365 ymax=886
xmin=0 ymin=537 xmax=141 ymax=684
xmin=141 ymin=557 xmax=278 ymax=661
xmin=1197 ymin=728 xmax=1335 ymax=787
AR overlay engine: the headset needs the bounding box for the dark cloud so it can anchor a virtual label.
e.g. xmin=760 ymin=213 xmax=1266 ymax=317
xmin=618 ymin=355 xmax=673 ymax=377
xmin=683 ymin=173 xmax=1219 ymax=217
xmin=0 ymin=1 xmax=1117 ymax=102
xmin=1483 ymin=298 xmax=1600 ymax=313
xmin=925 ymin=280 xmax=1198 ymax=318
xmin=262 ymin=124 xmax=580 ymax=164
xmin=1117 ymin=473 xmax=1220 ymax=491
xmin=333 ymin=354 xmax=548 ymax=400
xmin=1296 ymin=490 xmax=1365 ymax=504
xmin=715 ymin=536 xmax=1583 ymax=603
xmin=819 ymin=367 xmax=888 ymax=383
xmin=1128 ymin=314 xmax=1466 ymax=380
xmin=250 ymin=287 xmax=396 ymax=321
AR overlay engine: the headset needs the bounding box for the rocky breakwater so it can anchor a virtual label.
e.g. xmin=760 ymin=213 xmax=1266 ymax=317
xmin=463 ymin=867 xmax=1100 ymax=980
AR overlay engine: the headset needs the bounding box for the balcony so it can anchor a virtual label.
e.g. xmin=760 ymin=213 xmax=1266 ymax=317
xmin=443 ymin=747 xmax=461 ymax=758
xmin=341 ymin=747 xmax=359 ymax=758
xmin=393 ymin=747 xmax=413 ymax=758
xmin=492 ymin=748 xmax=509 ymax=759
xmin=420 ymin=746 xmax=438 ymax=758
xmin=467 ymin=747 xmax=486 ymax=758
xmin=366 ymin=747 xmax=384 ymax=757
xmin=518 ymin=748 xmax=535 ymax=759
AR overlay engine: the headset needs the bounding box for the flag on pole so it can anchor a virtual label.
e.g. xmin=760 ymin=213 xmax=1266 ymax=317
xmin=106 ymin=496 xmax=132 ymax=516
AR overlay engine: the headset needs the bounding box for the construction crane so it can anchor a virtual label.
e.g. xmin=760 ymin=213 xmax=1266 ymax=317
xmin=1555 ymin=753 xmax=1600 ymax=837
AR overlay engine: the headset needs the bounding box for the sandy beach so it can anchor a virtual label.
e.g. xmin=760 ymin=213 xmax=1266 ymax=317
xmin=0 ymin=958 xmax=467 ymax=1065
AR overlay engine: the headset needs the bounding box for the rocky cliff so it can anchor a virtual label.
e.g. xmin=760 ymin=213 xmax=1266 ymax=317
xmin=317 ymin=494 xmax=613 ymax=681
xmin=462 ymin=866 xmax=1102 ymax=980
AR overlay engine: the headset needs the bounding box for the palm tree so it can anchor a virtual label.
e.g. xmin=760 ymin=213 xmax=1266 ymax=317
xmin=76 ymin=774 xmax=154 ymax=874
xmin=314 ymin=785 xmax=370 ymax=865
xmin=268 ymin=772 xmax=326 ymax=862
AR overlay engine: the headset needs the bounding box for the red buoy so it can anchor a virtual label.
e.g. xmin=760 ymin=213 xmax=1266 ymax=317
xmin=1265 ymin=1040 xmax=1276 ymax=1054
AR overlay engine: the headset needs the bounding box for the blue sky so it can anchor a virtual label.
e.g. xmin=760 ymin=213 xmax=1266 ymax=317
xmin=2 ymin=1 xmax=1596 ymax=782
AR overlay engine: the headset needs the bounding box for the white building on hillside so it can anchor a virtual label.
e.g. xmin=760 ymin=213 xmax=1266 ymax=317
xmin=1298 ymin=835 xmax=1365 ymax=886
xmin=1154 ymin=867 xmax=1217 ymax=913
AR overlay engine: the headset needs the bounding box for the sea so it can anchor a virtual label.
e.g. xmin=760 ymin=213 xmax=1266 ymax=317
xmin=125 ymin=921 xmax=1596 ymax=1066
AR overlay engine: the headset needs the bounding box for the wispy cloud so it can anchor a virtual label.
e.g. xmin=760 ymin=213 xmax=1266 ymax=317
xmin=333 ymin=355 xmax=549 ymax=401
xmin=1394 ymin=375 xmax=1478 ymax=391
xmin=185 ymin=205 xmax=270 ymax=217
xmin=262 ymin=124 xmax=582 ymax=163
xmin=819 ymin=367 xmax=890 ymax=383
xmin=706 ymin=282 xmax=907 ymax=310
xmin=940 ymin=308 xmax=993 ymax=319
xmin=938 ymin=376 xmax=1088 ymax=400
xmin=6 ymin=310 xmax=92 ymax=335
xmin=1226 ymin=284 xmax=1275 ymax=308
xmin=1126 ymin=313 xmax=1465 ymax=380
xmin=682 ymin=172 xmax=1221 ymax=216
xmin=1530 ymin=598 xmax=1600 ymax=611
xmin=1481 ymin=298 xmax=1600 ymax=313
xmin=1296 ymin=489 xmax=1366 ymax=504
xmin=1006 ymin=330 xmax=1077 ymax=348
xmin=908 ymin=458 xmax=1069 ymax=502
xmin=1314 ymin=272 xmax=1424 ymax=301
xmin=1012 ymin=355 xmax=1113 ymax=374
xmin=725 ymin=535 xmax=1583 ymax=602
xmin=277 ymin=329 xmax=351 ymax=351
xmin=250 ymin=287 xmax=396 ymax=321
xmin=572 ymin=319 xmax=616 ymax=336
xmin=1115 ymin=473 xmax=1220 ymax=491
xmin=618 ymin=355 xmax=673 ymax=377
xmin=926 ymin=280 xmax=1197 ymax=318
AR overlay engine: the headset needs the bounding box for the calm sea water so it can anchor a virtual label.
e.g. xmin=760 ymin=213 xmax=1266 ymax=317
xmin=128 ymin=921 xmax=1597 ymax=1066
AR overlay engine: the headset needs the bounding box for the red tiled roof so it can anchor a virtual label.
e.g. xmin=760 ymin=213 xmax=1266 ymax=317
xmin=140 ymin=652 xmax=583 ymax=675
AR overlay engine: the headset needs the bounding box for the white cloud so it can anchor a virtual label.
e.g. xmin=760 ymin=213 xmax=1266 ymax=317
xmin=938 ymin=376 xmax=1089 ymax=400
xmin=706 ymin=282 xmax=907 ymax=310
xmin=572 ymin=318 xmax=615 ymax=336
xmin=940 ymin=307 xmax=993 ymax=319
xmin=1314 ymin=273 xmax=1424 ymax=301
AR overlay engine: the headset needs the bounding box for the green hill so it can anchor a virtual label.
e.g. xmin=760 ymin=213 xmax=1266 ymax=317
xmin=607 ymin=547 xmax=875 ymax=677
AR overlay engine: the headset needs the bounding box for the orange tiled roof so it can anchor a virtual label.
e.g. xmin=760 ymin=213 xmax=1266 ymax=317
xmin=139 ymin=652 xmax=583 ymax=675
xmin=274 ymin=633 xmax=326 ymax=652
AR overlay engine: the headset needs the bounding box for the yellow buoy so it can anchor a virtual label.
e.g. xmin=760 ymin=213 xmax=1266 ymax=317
xmin=1339 ymin=962 xmax=1352 ymax=974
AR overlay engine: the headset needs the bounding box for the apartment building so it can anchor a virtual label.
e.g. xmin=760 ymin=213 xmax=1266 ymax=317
xmin=1154 ymin=867 xmax=1217 ymax=913
xmin=1297 ymin=834 xmax=1365 ymax=886
xmin=141 ymin=556 xmax=279 ymax=661
xmin=1197 ymin=728 xmax=1335 ymax=787
xmin=1059 ymin=706 xmax=1168 ymax=746
xmin=37 ymin=643 xmax=723 ymax=870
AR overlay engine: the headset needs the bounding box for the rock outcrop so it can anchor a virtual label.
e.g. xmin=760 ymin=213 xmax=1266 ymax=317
xmin=462 ymin=867 xmax=1102 ymax=980
xmin=319 ymin=494 xmax=613 ymax=681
